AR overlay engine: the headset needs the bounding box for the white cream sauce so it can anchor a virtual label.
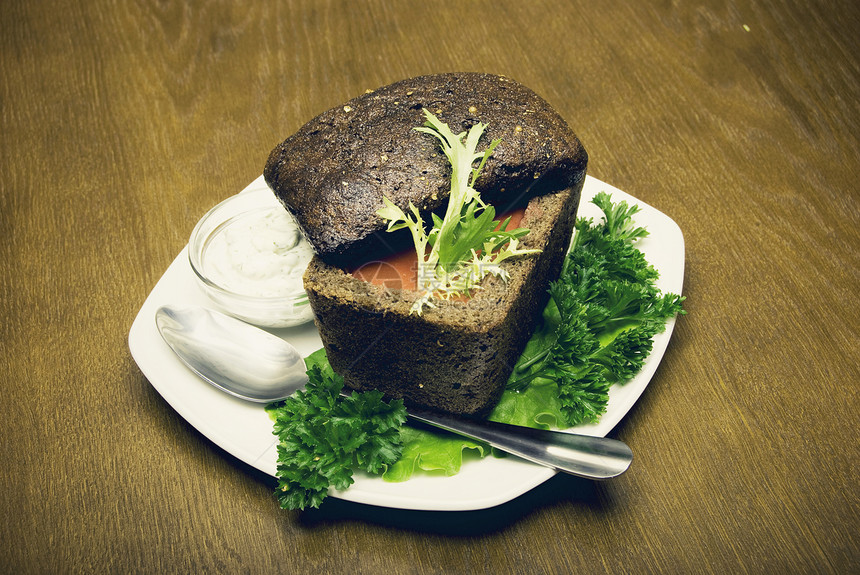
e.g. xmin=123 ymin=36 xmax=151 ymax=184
xmin=204 ymin=207 xmax=313 ymax=298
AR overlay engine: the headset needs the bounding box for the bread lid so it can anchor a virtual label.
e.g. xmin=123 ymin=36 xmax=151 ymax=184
xmin=264 ymin=73 xmax=587 ymax=266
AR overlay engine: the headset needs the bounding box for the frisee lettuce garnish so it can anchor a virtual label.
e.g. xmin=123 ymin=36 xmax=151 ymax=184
xmin=376 ymin=109 xmax=539 ymax=314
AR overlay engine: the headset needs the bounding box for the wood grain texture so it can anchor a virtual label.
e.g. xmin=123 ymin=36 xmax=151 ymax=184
xmin=1 ymin=0 xmax=857 ymax=572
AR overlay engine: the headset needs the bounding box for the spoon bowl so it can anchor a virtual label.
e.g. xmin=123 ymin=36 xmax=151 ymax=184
xmin=154 ymin=304 xmax=633 ymax=479
xmin=156 ymin=305 xmax=308 ymax=402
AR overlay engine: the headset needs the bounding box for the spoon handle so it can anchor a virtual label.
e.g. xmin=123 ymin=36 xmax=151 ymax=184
xmin=405 ymin=407 xmax=633 ymax=480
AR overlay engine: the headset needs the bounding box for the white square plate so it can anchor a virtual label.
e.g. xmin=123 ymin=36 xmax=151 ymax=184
xmin=128 ymin=175 xmax=685 ymax=511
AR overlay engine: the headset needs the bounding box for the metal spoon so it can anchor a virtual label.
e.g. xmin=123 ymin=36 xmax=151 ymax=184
xmin=155 ymin=304 xmax=633 ymax=480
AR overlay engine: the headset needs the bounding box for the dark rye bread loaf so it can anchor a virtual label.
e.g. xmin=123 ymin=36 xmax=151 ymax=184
xmin=267 ymin=73 xmax=588 ymax=415
xmin=264 ymin=73 xmax=587 ymax=267
xmin=303 ymin=187 xmax=582 ymax=416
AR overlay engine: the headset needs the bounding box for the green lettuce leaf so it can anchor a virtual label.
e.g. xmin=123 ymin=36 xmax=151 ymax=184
xmin=383 ymin=426 xmax=486 ymax=482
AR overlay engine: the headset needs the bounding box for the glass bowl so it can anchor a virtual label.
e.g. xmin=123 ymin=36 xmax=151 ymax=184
xmin=188 ymin=186 xmax=315 ymax=328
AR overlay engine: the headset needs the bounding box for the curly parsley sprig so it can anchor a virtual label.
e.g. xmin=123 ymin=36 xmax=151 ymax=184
xmin=270 ymin=362 xmax=407 ymax=510
xmin=505 ymin=192 xmax=686 ymax=425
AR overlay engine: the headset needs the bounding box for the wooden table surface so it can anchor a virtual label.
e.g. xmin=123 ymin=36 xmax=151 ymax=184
xmin=2 ymin=0 xmax=857 ymax=572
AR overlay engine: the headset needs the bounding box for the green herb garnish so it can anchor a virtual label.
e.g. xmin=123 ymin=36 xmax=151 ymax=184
xmin=269 ymin=193 xmax=685 ymax=504
xmin=499 ymin=191 xmax=686 ymax=426
xmin=269 ymin=359 xmax=407 ymax=510
xmin=376 ymin=109 xmax=539 ymax=314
